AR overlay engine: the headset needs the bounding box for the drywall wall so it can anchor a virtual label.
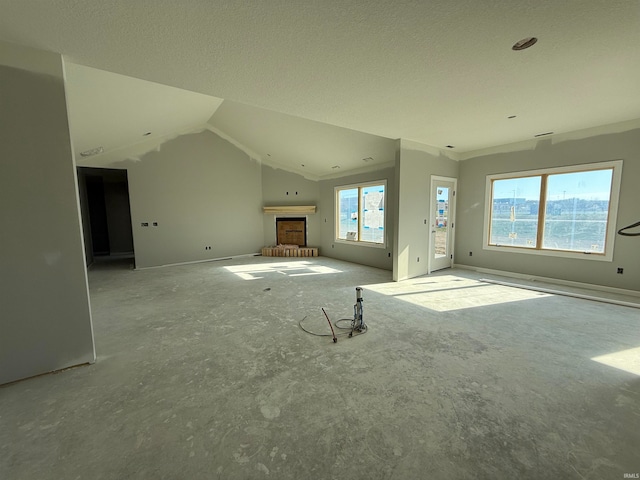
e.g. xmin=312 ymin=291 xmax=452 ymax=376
xmin=0 ymin=43 xmax=95 ymax=385
xmin=261 ymin=166 xmax=321 ymax=247
xmin=112 ymin=130 xmax=263 ymax=268
xmin=319 ymin=167 xmax=396 ymax=271
xmin=394 ymin=140 xmax=459 ymax=281
xmin=456 ymin=128 xmax=640 ymax=291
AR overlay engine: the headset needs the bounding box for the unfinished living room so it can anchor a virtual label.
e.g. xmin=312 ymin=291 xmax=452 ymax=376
xmin=2 ymin=2 xmax=640 ymax=479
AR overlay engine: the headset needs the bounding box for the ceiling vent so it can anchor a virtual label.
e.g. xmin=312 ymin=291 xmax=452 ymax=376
xmin=80 ymin=146 xmax=104 ymax=157
xmin=512 ymin=37 xmax=538 ymax=51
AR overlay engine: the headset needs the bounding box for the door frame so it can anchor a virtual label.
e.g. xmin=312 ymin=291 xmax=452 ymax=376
xmin=428 ymin=176 xmax=457 ymax=274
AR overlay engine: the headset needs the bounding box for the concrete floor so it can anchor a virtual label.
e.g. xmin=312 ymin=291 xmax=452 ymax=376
xmin=1 ymin=256 xmax=639 ymax=479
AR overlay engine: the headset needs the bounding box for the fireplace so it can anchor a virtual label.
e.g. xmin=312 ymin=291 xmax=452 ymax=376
xmin=275 ymin=217 xmax=306 ymax=246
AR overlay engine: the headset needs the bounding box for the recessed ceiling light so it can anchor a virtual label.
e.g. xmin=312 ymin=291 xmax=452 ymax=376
xmin=512 ymin=37 xmax=538 ymax=51
xmin=80 ymin=146 xmax=104 ymax=157
xmin=534 ymin=131 xmax=554 ymax=137
xmin=143 ymin=132 xmax=152 ymax=136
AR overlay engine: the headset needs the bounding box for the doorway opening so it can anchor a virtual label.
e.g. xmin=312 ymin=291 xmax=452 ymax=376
xmin=77 ymin=167 xmax=135 ymax=268
xmin=429 ymin=176 xmax=457 ymax=273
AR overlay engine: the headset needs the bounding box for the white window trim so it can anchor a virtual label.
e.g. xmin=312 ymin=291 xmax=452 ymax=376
xmin=482 ymin=160 xmax=623 ymax=262
xmin=335 ymin=180 xmax=387 ymax=248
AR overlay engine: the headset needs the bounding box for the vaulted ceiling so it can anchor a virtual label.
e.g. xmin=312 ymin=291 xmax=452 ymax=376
xmin=2 ymin=1 xmax=639 ymax=177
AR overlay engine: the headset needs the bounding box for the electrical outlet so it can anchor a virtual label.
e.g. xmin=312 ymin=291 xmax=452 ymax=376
xmin=617 ymin=267 xmax=624 ymax=274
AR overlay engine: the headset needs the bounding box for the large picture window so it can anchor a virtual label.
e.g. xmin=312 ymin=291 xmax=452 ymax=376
xmin=335 ymin=181 xmax=386 ymax=246
xmin=484 ymin=161 xmax=622 ymax=261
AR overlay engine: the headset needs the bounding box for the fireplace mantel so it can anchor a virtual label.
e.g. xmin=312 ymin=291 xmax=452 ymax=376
xmin=263 ymin=206 xmax=316 ymax=215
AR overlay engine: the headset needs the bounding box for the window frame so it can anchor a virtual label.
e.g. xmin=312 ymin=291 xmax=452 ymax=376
xmin=334 ymin=180 xmax=387 ymax=248
xmin=483 ymin=160 xmax=623 ymax=262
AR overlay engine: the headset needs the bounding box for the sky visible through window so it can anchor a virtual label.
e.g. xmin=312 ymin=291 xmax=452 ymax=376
xmin=493 ymin=169 xmax=613 ymax=201
xmin=490 ymin=168 xmax=614 ymax=253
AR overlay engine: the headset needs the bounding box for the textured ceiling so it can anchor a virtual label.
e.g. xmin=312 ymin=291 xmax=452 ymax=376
xmin=2 ymin=1 xmax=640 ymax=169
xmin=66 ymin=63 xmax=394 ymax=178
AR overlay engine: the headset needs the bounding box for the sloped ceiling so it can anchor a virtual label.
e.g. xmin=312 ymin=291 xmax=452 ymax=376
xmin=67 ymin=62 xmax=395 ymax=178
xmin=208 ymin=100 xmax=396 ymax=179
xmin=65 ymin=63 xmax=223 ymax=162
xmin=3 ymin=1 xmax=640 ymax=173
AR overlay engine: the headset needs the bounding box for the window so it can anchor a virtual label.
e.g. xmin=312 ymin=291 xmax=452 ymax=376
xmin=484 ymin=161 xmax=622 ymax=261
xmin=335 ymin=181 xmax=386 ymax=246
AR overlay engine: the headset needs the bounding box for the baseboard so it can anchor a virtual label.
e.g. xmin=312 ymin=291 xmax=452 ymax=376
xmin=454 ymin=264 xmax=640 ymax=298
xmin=134 ymin=252 xmax=261 ymax=270
xmin=0 ymin=362 xmax=92 ymax=388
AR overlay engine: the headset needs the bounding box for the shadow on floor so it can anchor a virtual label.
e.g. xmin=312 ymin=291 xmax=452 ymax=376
xmin=89 ymin=254 xmax=135 ymax=271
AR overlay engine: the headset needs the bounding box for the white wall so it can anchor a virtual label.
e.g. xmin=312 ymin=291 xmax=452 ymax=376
xmin=108 ymin=130 xmax=264 ymax=268
xmin=261 ymin=166 xmax=321 ymax=247
xmin=394 ymin=140 xmax=459 ymax=281
xmin=0 ymin=43 xmax=95 ymax=385
xmin=82 ymin=128 xmax=396 ymax=271
xmin=456 ymin=128 xmax=640 ymax=291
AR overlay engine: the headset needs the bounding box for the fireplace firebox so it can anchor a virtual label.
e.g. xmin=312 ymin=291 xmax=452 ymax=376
xmin=275 ymin=217 xmax=306 ymax=246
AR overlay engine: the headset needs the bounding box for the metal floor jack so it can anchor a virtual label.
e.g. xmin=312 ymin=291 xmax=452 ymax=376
xmin=303 ymin=287 xmax=368 ymax=342
xmin=349 ymin=287 xmax=366 ymax=337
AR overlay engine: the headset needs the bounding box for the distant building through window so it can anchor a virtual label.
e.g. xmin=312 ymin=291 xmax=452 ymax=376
xmin=335 ymin=181 xmax=386 ymax=246
xmin=484 ymin=161 xmax=622 ymax=261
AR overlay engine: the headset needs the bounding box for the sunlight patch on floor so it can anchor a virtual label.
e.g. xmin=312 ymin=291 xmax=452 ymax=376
xmin=225 ymin=261 xmax=342 ymax=280
xmin=364 ymin=275 xmax=550 ymax=312
xmin=592 ymin=347 xmax=640 ymax=376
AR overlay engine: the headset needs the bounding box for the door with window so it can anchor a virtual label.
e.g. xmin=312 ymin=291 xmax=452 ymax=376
xmin=430 ymin=177 xmax=456 ymax=272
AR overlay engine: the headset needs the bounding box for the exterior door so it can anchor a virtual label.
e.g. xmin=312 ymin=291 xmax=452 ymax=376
xmin=429 ymin=177 xmax=456 ymax=272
